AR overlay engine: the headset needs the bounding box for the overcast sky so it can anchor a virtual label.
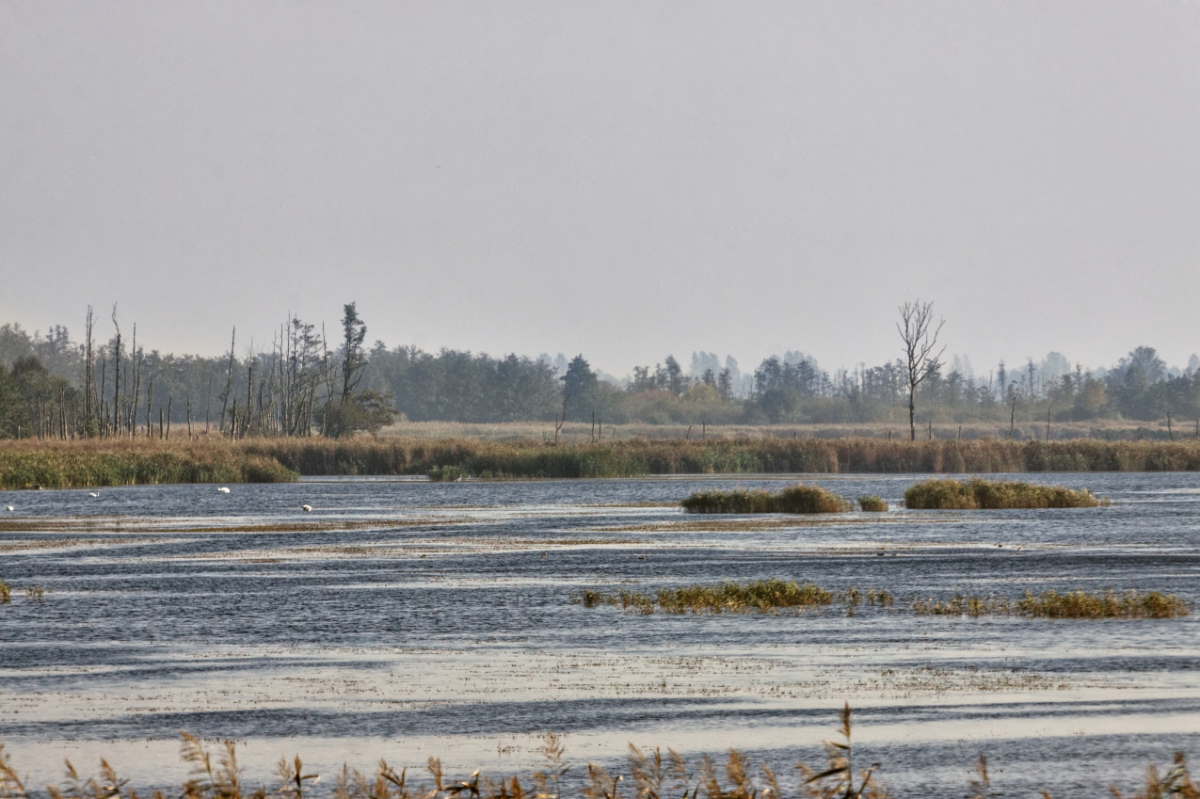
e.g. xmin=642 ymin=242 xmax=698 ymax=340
xmin=2 ymin=1 xmax=1199 ymax=376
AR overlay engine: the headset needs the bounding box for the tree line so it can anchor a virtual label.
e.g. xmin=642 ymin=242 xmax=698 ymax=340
xmin=1 ymin=302 xmax=1198 ymax=439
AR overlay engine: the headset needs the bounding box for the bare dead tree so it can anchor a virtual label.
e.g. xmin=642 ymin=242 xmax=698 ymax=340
xmin=144 ymin=378 xmax=153 ymax=438
xmin=897 ymin=300 xmax=946 ymax=441
xmin=84 ymin=306 xmax=95 ymax=435
xmin=218 ymin=327 xmax=236 ymax=434
xmin=110 ymin=305 xmax=122 ymax=437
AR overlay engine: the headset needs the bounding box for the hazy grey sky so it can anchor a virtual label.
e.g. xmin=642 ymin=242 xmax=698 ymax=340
xmin=2 ymin=1 xmax=1199 ymax=376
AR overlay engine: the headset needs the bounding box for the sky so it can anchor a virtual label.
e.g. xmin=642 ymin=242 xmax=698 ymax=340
xmin=2 ymin=1 xmax=1199 ymax=378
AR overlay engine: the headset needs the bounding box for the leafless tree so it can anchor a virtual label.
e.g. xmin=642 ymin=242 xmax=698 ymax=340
xmin=897 ymin=300 xmax=945 ymax=441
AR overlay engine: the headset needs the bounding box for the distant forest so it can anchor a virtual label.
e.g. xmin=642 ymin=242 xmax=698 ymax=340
xmin=2 ymin=305 xmax=1199 ymax=440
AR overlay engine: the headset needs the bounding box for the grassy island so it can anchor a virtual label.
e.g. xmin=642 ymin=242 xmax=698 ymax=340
xmin=681 ymin=484 xmax=851 ymax=514
xmin=904 ymin=478 xmax=1105 ymax=509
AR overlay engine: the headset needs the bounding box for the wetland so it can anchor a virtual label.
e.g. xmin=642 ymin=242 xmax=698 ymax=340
xmin=1 ymin=473 xmax=1199 ymax=797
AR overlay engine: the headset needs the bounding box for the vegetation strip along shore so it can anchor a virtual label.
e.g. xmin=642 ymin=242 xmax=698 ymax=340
xmin=5 ymin=437 xmax=1200 ymax=489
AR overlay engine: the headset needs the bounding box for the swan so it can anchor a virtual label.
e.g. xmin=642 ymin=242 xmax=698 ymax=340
xmin=4 ymin=505 xmax=12 ymax=512
xmin=302 ymin=504 xmax=313 ymax=512
xmin=217 ymin=486 xmax=230 ymax=494
xmin=88 ymin=491 xmax=100 ymax=498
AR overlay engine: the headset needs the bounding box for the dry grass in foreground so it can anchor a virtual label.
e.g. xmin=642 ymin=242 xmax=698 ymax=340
xmin=681 ymin=485 xmax=851 ymax=514
xmin=1 ymin=704 xmax=1194 ymax=799
xmin=904 ymin=478 xmax=1106 ymax=509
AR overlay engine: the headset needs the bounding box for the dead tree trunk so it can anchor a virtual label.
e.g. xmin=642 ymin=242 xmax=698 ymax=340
xmin=219 ymin=327 xmax=236 ymax=435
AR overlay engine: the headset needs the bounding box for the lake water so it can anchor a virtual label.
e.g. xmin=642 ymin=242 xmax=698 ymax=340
xmin=2 ymin=473 xmax=1199 ymax=797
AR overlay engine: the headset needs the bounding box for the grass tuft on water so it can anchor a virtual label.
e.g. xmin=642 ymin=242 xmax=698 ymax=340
xmin=903 ymin=478 xmax=1105 ymax=510
xmin=577 ymin=582 xmax=1184 ymax=620
xmin=912 ymin=589 xmax=1188 ymax=619
xmin=858 ymin=494 xmax=887 ymax=512
xmin=681 ymin=484 xmax=851 ymax=514
xmin=573 ymin=580 xmax=895 ymax=614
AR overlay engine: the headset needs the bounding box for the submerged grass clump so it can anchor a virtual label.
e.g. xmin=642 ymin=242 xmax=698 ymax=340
xmin=573 ymin=580 xmax=893 ymax=614
xmin=911 ymin=589 xmax=1188 ymax=619
xmin=858 ymin=494 xmax=887 ymax=512
xmin=0 ymin=581 xmax=9 ymax=603
xmin=577 ymin=581 xmax=1183 ymax=620
xmin=903 ymin=478 xmax=1106 ymax=510
xmin=681 ymin=484 xmax=851 ymax=514
xmin=656 ymin=579 xmax=833 ymax=613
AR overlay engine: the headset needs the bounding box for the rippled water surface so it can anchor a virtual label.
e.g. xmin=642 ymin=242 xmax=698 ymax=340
xmin=2 ymin=473 xmax=1199 ymax=797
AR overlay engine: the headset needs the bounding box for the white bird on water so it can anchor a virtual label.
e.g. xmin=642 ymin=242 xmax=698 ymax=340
xmin=217 ymin=486 xmax=230 ymax=494
xmin=302 ymin=504 xmax=312 ymax=512
xmin=88 ymin=491 xmax=100 ymax=498
xmin=4 ymin=505 xmax=12 ymax=512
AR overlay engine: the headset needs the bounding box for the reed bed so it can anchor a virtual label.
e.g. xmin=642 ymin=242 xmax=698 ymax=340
xmin=904 ymin=478 xmax=1105 ymax=509
xmin=0 ymin=439 xmax=295 ymax=490
xmin=681 ymin=485 xmax=851 ymax=514
xmin=245 ymin=436 xmax=1200 ymax=477
xmin=911 ymin=589 xmax=1188 ymax=618
xmin=1 ymin=706 xmax=1193 ymax=799
xmin=5 ymin=437 xmax=1200 ymax=487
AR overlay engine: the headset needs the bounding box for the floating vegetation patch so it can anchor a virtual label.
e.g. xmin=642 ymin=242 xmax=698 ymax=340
xmin=912 ymin=589 xmax=1189 ymax=619
xmin=575 ymin=581 xmax=1186 ymax=620
xmin=681 ymin=484 xmax=851 ymax=514
xmin=903 ymin=478 xmax=1106 ymax=509
xmin=574 ymin=579 xmax=893 ymax=614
